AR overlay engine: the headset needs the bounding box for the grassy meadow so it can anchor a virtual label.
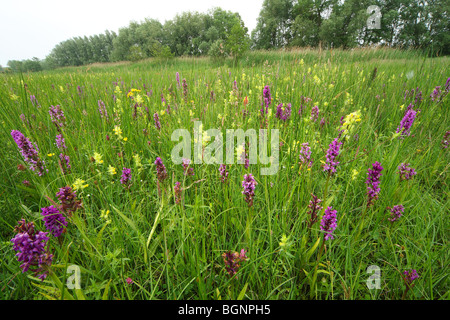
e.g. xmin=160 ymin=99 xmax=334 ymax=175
xmin=0 ymin=48 xmax=449 ymax=300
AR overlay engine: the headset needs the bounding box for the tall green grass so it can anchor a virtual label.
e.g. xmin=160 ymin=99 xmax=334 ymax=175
xmin=0 ymin=48 xmax=448 ymax=300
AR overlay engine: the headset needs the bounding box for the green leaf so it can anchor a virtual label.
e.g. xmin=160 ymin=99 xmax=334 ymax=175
xmin=306 ymin=237 xmax=321 ymax=260
xmin=112 ymin=205 xmax=138 ymax=234
xmin=237 ymin=282 xmax=248 ymax=300
xmin=216 ymin=288 xmax=222 ymax=300
xmin=102 ymin=279 xmax=112 ymax=300
xmin=75 ymin=288 xmax=87 ymax=300
xmin=96 ymin=222 xmax=109 ymax=251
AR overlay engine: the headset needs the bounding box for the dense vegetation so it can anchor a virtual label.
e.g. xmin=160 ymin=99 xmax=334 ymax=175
xmin=2 ymin=0 xmax=449 ymax=73
xmin=1 ymin=48 xmax=448 ymax=300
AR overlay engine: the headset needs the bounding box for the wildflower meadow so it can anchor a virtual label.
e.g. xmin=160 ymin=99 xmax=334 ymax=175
xmin=0 ymin=48 xmax=448 ymax=300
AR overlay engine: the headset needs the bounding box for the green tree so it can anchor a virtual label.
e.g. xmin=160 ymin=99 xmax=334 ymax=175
xmin=318 ymin=0 xmax=370 ymax=49
xmin=251 ymin=0 xmax=294 ymax=49
xmin=208 ymin=39 xmax=228 ymax=61
xmin=426 ymin=0 xmax=450 ymax=55
xmin=291 ymin=0 xmax=332 ymax=47
xmin=163 ymin=11 xmax=206 ymax=56
xmin=128 ymin=44 xmax=146 ymax=62
xmin=23 ymin=57 xmax=42 ymax=72
xmin=226 ymin=20 xmax=250 ymax=61
xmin=7 ymin=60 xmax=23 ymax=73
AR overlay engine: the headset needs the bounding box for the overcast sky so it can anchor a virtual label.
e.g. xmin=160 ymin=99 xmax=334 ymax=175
xmin=0 ymin=0 xmax=264 ymax=66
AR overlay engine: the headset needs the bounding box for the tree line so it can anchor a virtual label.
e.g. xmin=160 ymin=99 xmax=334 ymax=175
xmin=252 ymin=0 xmax=449 ymax=54
xmin=3 ymin=1 xmax=448 ymax=72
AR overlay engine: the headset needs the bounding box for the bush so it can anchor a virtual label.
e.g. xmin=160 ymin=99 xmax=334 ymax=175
xmin=150 ymin=43 xmax=175 ymax=60
xmin=208 ymin=40 xmax=228 ymax=62
xmin=128 ymin=44 xmax=146 ymax=62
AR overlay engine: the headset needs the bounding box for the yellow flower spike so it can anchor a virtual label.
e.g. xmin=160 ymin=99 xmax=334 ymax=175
xmin=236 ymin=145 xmax=245 ymax=158
xmin=135 ymin=94 xmax=143 ymax=104
xmin=113 ymin=125 xmax=123 ymax=139
xmin=279 ymin=234 xmax=289 ymax=247
xmin=100 ymin=209 xmax=110 ymax=219
xmin=93 ymin=152 xmax=103 ymax=164
xmin=73 ymin=178 xmax=88 ymax=190
xmin=107 ymin=165 xmax=117 ymax=175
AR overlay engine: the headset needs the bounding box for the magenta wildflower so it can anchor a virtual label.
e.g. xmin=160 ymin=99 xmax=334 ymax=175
xmin=430 ymin=86 xmax=441 ymax=102
xmin=126 ymin=277 xmax=134 ymax=285
xmin=30 ymin=95 xmax=40 ymax=108
xmin=176 ymin=72 xmax=180 ymax=87
xmin=320 ymin=117 xmax=326 ymax=128
xmin=239 ymin=143 xmax=250 ymax=169
xmin=11 ymin=219 xmax=53 ymax=280
xmin=174 ymin=181 xmax=182 ymax=205
xmin=55 ymin=134 xmax=66 ymax=150
xmin=155 ymin=157 xmax=168 ymax=182
xmin=396 ymin=108 xmax=417 ymax=138
xmin=323 ymin=138 xmax=342 ymax=175
xmin=98 ymin=100 xmax=108 ymax=119
xmin=275 ymin=103 xmax=283 ymax=119
xmin=311 ymin=105 xmax=319 ymax=122
xmin=77 ymin=85 xmax=83 ymax=96
xmin=19 ymin=114 xmax=28 ymax=126
xmin=307 ymin=193 xmax=322 ymax=228
xmin=298 ymin=96 xmax=312 ymax=116
xmin=154 ymin=112 xmax=161 ymax=131
xmin=56 ymin=186 xmax=81 ymax=216
xmin=182 ymin=78 xmax=188 ymax=103
xmin=275 ymin=103 xmax=292 ymax=121
xmin=404 ymin=87 xmax=422 ymax=106
xmin=284 ymin=103 xmax=292 ymax=120
xmin=261 ymin=85 xmax=271 ymax=116
xmin=11 ymin=130 xmax=47 ymax=176
xmin=387 ymin=204 xmax=404 ymax=222
xmin=299 ymin=142 xmax=313 ymax=168
xmin=120 ymin=168 xmax=132 ymax=187
xmin=41 ymin=205 xmax=67 ymax=238
xmin=222 ymin=249 xmax=248 ymax=277
xmin=403 ymin=269 xmax=419 ymax=284
xmin=219 ymin=164 xmax=228 ymax=183
xmin=442 ymin=131 xmax=450 ymax=149
xmin=59 ymin=153 xmax=71 ymax=174
xmin=49 ymin=105 xmax=66 ymax=129
xmin=366 ymin=161 xmax=384 ymax=207
xmin=182 ymin=158 xmax=194 ymax=176
xmin=320 ymin=206 xmax=337 ymax=240
xmin=242 ymin=173 xmax=257 ymax=207
xmin=398 ymin=163 xmax=417 ymax=181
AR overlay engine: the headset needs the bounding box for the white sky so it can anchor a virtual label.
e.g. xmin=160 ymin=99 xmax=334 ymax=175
xmin=0 ymin=0 xmax=264 ymax=66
